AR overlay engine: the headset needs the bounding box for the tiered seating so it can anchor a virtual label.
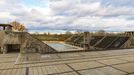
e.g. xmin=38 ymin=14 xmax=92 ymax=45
xmin=90 ymin=36 xmax=104 ymax=46
xmin=74 ymin=36 xmax=84 ymax=47
xmin=74 ymin=36 xmax=83 ymax=43
xmin=66 ymin=33 xmax=131 ymax=50
xmin=95 ymin=36 xmax=117 ymax=48
xmin=108 ymin=37 xmax=129 ymax=48
xmin=66 ymin=35 xmax=79 ymax=43
xmin=66 ymin=35 xmax=81 ymax=45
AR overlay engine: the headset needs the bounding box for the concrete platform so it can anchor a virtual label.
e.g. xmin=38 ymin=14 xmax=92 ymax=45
xmin=45 ymin=42 xmax=84 ymax=52
xmin=1 ymin=49 xmax=134 ymax=75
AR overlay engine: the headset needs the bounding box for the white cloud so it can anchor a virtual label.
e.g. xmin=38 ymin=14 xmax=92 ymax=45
xmin=0 ymin=12 xmax=16 ymax=19
xmin=0 ymin=0 xmax=5 ymax=4
xmin=0 ymin=0 xmax=134 ymax=32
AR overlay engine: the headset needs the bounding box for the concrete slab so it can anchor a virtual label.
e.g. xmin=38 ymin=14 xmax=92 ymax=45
xmin=1 ymin=49 xmax=134 ymax=75
xmin=119 ymin=56 xmax=134 ymax=62
xmin=68 ymin=61 xmax=105 ymax=70
xmin=55 ymin=72 xmax=78 ymax=75
xmin=0 ymin=58 xmax=16 ymax=63
xmin=41 ymin=64 xmax=72 ymax=74
xmin=41 ymin=54 xmax=59 ymax=59
xmin=79 ymin=66 xmax=126 ymax=75
xmin=16 ymin=53 xmax=41 ymax=64
xmin=0 ymin=53 xmax=18 ymax=58
xmin=79 ymin=52 xmax=101 ymax=56
xmin=97 ymin=59 xmax=128 ymax=65
xmin=58 ymin=53 xmax=82 ymax=58
xmin=0 ymin=68 xmax=25 ymax=75
xmin=0 ymin=62 xmax=15 ymax=70
xmin=45 ymin=42 xmax=83 ymax=52
xmin=113 ymin=63 xmax=134 ymax=73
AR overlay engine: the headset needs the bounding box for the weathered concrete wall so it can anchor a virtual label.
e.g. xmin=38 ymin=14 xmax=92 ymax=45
xmin=0 ymin=31 xmax=7 ymax=53
xmin=0 ymin=31 xmax=56 ymax=54
xmin=23 ymin=32 xmax=56 ymax=53
xmin=0 ymin=31 xmax=6 ymax=46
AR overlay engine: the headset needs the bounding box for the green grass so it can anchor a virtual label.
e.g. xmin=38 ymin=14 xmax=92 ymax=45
xmin=31 ymin=34 xmax=72 ymax=41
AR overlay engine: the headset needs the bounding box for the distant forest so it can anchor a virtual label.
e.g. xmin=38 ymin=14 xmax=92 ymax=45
xmin=31 ymin=32 xmax=74 ymax=41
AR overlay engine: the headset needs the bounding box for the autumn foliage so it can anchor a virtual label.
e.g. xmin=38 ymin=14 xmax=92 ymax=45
xmin=10 ymin=21 xmax=26 ymax=31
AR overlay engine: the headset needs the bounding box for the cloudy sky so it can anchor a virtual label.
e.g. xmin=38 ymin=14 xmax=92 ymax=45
xmin=0 ymin=0 xmax=134 ymax=33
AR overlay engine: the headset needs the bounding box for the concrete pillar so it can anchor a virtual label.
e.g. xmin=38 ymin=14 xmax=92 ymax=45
xmin=2 ymin=45 xmax=7 ymax=54
xmin=83 ymin=32 xmax=91 ymax=51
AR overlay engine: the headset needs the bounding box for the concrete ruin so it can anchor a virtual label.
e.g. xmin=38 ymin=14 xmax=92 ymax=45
xmin=66 ymin=32 xmax=134 ymax=50
xmin=1 ymin=23 xmax=134 ymax=54
xmin=0 ymin=24 xmax=56 ymax=54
